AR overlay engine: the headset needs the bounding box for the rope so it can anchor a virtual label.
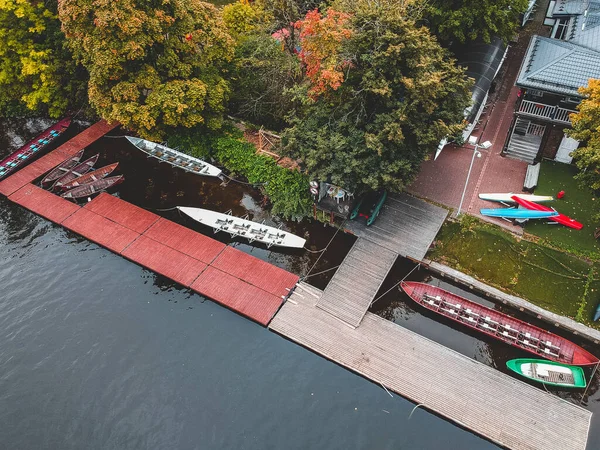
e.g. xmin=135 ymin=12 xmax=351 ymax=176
xmin=303 ymin=245 xmax=327 ymax=253
xmin=302 ymin=220 xmax=346 ymax=280
xmin=301 ymin=264 xmax=340 ymax=280
xmin=221 ymin=172 xmax=265 ymax=187
xmin=370 ymin=263 xmax=421 ymax=307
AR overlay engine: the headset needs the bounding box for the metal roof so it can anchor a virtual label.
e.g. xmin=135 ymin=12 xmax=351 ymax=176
xmin=516 ymin=35 xmax=600 ymax=97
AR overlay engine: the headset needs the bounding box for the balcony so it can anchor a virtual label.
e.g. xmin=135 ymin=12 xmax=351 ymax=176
xmin=518 ymin=100 xmax=577 ymax=125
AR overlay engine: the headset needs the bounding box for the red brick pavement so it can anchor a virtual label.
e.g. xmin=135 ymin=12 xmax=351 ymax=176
xmin=408 ymin=25 xmax=544 ymax=234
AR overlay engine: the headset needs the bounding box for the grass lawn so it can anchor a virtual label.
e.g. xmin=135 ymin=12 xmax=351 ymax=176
xmin=525 ymin=160 xmax=600 ymax=257
xmin=429 ymin=219 xmax=600 ymax=328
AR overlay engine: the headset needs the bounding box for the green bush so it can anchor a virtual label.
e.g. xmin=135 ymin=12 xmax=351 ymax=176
xmin=167 ymin=126 xmax=312 ymax=220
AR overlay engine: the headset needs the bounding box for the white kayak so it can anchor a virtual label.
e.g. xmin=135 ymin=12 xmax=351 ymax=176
xmin=126 ymin=136 xmax=222 ymax=177
xmin=177 ymin=206 xmax=306 ymax=249
xmin=478 ymin=193 xmax=553 ymax=203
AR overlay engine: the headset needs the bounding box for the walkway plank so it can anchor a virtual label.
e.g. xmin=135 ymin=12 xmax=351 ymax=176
xmin=211 ymin=246 xmax=299 ymax=298
xmin=316 ymin=239 xmax=397 ymax=327
xmin=346 ymin=193 xmax=447 ymax=261
xmin=62 ymin=207 xmax=139 ymax=254
xmin=9 ymin=184 xmax=79 ymax=224
xmin=144 ymin=218 xmax=225 ymax=264
xmin=271 ymin=283 xmax=592 ymax=450
xmin=122 ymin=235 xmax=207 ymax=287
xmin=85 ymin=193 xmax=159 ymax=234
xmin=191 ymin=266 xmax=284 ymax=326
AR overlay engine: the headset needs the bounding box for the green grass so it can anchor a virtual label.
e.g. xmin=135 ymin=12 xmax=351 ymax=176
xmin=429 ymin=219 xmax=600 ymax=327
xmin=524 ymin=160 xmax=600 ymax=258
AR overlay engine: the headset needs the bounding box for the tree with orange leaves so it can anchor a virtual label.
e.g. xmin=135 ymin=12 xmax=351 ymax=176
xmin=295 ymin=9 xmax=352 ymax=98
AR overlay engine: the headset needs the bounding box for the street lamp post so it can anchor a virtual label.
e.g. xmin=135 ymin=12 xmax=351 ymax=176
xmin=457 ymin=136 xmax=492 ymax=216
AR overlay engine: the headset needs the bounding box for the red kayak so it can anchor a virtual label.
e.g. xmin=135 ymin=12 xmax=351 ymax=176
xmin=401 ymin=281 xmax=598 ymax=366
xmin=511 ymin=195 xmax=583 ymax=230
xmin=0 ymin=117 xmax=71 ymax=180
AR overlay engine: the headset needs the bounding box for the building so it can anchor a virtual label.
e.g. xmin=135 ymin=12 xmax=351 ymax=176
xmin=505 ymin=0 xmax=600 ymax=163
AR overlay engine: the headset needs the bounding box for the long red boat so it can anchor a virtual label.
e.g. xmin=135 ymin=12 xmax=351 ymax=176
xmin=0 ymin=117 xmax=71 ymax=180
xmin=400 ymin=281 xmax=598 ymax=366
xmin=511 ymin=195 xmax=583 ymax=230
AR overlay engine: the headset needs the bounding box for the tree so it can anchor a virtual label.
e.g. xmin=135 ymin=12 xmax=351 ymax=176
xmin=0 ymin=0 xmax=84 ymax=117
xmin=58 ymin=0 xmax=234 ymax=139
xmin=423 ymin=0 xmax=529 ymax=44
xmin=282 ymin=7 xmax=472 ymax=192
xmin=568 ymin=79 xmax=600 ymax=191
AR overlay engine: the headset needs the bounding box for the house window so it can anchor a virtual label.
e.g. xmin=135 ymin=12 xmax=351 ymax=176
xmin=528 ymin=89 xmax=544 ymax=98
xmin=552 ymin=18 xmax=570 ymax=40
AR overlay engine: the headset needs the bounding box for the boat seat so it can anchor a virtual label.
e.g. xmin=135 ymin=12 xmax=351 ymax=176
xmin=501 ymin=331 xmax=516 ymax=339
xmin=543 ymin=348 xmax=559 ymax=357
xmin=481 ymin=323 xmax=495 ymax=331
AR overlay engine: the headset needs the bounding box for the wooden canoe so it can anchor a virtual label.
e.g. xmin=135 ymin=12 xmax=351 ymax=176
xmin=506 ymin=358 xmax=586 ymax=388
xmin=58 ymin=163 xmax=119 ymax=191
xmin=61 ymin=175 xmax=124 ymax=199
xmin=41 ymin=149 xmax=84 ymax=185
xmin=51 ymin=154 xmax=99 ymax=190
xmin=0 ymin=117 xmax=71 ymax=180
xmin=400 ymin=281 xmax=598 ymax=366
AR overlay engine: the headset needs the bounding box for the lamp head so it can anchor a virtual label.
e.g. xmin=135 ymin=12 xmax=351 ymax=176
xmin=480 ymin=141 xmax=492 ymax=149
xmin=468 ymin=135 xmax=478 ymax=146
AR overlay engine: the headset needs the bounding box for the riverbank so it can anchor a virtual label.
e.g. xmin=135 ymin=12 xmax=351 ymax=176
xmin=428 ymin=217 xmax=600 ymax=330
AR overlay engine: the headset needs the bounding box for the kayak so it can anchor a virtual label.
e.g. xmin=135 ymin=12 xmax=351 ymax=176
xmin=506 ymin=358 xmax=586 ymax=388
xmin=594 ymin=302 xmax=600 ymax=322
xmin=511 ymin=195 xmax=583 ymax=230
xmin=479 ymin=193 xmax=554 ymax=203
xmin=480 ymin=208 xmax=558 ymax=219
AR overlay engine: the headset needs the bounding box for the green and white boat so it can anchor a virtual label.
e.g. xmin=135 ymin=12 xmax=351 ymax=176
xmin=506 ymin=358 xmax=586 ymax=388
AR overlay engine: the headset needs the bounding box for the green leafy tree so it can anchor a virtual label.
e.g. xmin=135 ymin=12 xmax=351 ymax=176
xmin=282 ymin=7 xmax=472 ymax=192
xmin=59 ymin=0 xmax=234 ymax=139
xmin=424 ymin=0 xmax=529 ymax=44
xmin=0 ymin=0 xmax=84 ymax=117
xmin=568 ymin=79 xmax=600 ymax=191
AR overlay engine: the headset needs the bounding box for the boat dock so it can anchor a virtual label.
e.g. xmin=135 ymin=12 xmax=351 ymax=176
xmin=0 ymin=121 xmax=298 ymax=325
xmin=316 ymin=193 xmax=447 ymax=328
xmin=271 ymin=282 xmax=592 ymax=450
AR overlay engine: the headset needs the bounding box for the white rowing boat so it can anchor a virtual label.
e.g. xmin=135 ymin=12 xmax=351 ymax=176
xmin=126 ymin=136 xmax=222 ymax=177
xmin=177 ymin=206 xmax=306 ymax=249
xmin=478 ymin=193 xmax=553 ymax=203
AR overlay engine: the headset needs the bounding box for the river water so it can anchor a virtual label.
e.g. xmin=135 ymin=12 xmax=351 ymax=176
xmin=1 ymin=119 xmax=598 ymax=449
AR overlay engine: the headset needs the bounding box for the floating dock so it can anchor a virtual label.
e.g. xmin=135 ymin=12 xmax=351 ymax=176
xmin=0 ymin=121 xmax=298 ymax=325
xmin=271 ymin=283 xmax=592 ymax=450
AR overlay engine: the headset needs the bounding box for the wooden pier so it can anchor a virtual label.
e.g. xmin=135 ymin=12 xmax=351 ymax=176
xmin=316 ymin=192 xmax=447 ymax=328
xmin=0 ymin=121 xmax=298 ymax=325
xmin=272 ymin=283 xmax=592 ymax=450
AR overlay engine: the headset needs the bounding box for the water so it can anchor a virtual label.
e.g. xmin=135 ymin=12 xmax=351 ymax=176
xmin=1 ymin=119 xmax=598 ymax=449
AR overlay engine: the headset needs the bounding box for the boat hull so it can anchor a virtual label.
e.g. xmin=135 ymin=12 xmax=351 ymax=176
xmin=511 ymin=195 xmax=583 ymax=229
xmin=61 ymin=175 xmax=124 ymax=199
xmin=126 ymin=136 xmax=221 ymax=177
xmin=480 ymin=208 xmax=558 ymax=219
xmin=479 ymin=193 xmax=554 ymax=203
xmin=177 ymin=206 xmax=306 ymax=249
xmin=41 ymin=149 xmax=85 ymax=185
xmin=51 ymin=154 xmax=99 ymax=190
xmin=506 ymin=358 xmax=586 ymax=388
xmin=0 ymin=118 xmax=71 ymax=180
xmin=400 ymin=281 xmax=598 ymax=366
xmin=58 ymin=163 xmax=119 ymax=191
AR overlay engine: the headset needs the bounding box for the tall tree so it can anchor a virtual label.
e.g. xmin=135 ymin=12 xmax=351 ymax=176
xmin=0 ymin=0 xmax=84 ymax=117
xmin=59 ymin=0 xmax=234 ymax=139
xmin=424 ymin=0 xmax=529 ymax=44
xmin=568 ymin=79 xmax=600 ymax=191
xmin=282 ymin=7 xmax=472 ymax=192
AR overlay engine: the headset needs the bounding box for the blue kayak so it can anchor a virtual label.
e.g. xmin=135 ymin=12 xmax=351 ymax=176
xmin=480 ymin=208 xmax=559 ymax=219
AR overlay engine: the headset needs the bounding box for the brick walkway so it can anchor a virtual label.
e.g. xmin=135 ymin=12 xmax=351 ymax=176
xmin=409 ymin=4 xmax=553 ymax=234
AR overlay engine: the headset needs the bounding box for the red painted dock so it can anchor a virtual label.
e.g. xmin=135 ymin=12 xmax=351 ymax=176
xmin=0 ymin=121 xmax=298 ymax=325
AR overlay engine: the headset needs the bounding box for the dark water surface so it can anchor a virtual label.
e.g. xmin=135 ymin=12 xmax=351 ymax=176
xmin=1 ymin=119 xmax=598 ymax=449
